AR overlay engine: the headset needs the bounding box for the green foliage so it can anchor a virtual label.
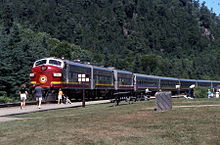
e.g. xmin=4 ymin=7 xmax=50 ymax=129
xmin=0 ymin=91 xmax=7 ymax=97
xmin=140 ymin=54 xmax=165 ymax=75
xmin=0 ymin=0 xmax=220 ymax=98
xmin=0 ymin=0 xmax=219 ymax=79
xmin=0 ymin=91 xmax=15 ymax=103
xmin=194 ymin=87 xmax=208 ymax=98
xmin=0 ymin=96 xmax=15 ymax=103
xmin=0 ymin=23 xmax=89 ymax=98
xmin=48 ymin=39 xmax=91 ymax=61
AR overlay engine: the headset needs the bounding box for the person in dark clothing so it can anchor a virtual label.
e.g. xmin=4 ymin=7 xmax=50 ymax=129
xmin=34 ymin=84 xmax=43 ymax=109
xmin=187 ymin=84 xmax=195 ymax=99
xmin=19 ymin=84 xmax=28 ymax=109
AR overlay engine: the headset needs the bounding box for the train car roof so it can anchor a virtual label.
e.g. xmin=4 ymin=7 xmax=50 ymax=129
xmin=134 ymin=73 xmax=179 ymax=80
xmin=159 ymin=76 xmax=179 ymax=81
xmin=211 ymin=80 xmax=220 ymax=83
xmin=114 ymin=69 xmax=133 ymax=75
xmin=179 ymin=78 xmax=197 ymax=82
xmin=134 ymin=73 xmax=160 ymax=79
xmin=64 ymin=59 xmax=114 ymax=71
xmin=64 ymin=60 xmax=92 ymax=69
xmin=195 ymin=79 xmax=220 ymax=83
xmin=196 ymin=80 xmax=212 ymax=83
xmin=93 ymin=65 xmax=113 ymax=72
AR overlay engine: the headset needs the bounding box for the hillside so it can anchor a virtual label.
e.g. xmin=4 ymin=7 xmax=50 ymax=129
xmin=1 ymin=0 xmax=220 ymax=97
xmin=0 ymin=24 xmax=90 ymax=97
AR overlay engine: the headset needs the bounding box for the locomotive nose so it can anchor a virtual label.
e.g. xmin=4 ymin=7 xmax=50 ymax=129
xmin=41 ymin=65 xmax=47 ymax=71
xmin=39 ymin=75 xmax=47 ymax=84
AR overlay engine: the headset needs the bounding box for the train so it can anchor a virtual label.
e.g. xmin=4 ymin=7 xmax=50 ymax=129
xmin=30 ymin=57 xmax=220 ymax=101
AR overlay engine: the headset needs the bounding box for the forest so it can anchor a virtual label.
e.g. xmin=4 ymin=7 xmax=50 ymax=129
xmin=1 ymin=0 xmax=220 ymax=98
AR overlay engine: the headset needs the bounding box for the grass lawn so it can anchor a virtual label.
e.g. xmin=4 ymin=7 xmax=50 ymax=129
xmin=0 ymin=98 xmax=220 ymax=145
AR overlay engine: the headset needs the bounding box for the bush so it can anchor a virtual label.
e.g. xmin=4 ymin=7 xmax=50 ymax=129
xmin=0 ymin=91 xmax=16 ymax=103
xmin=194 ymin=87 xmax=208 ymax=98
xmin=0 ymin=96 xmax=15 ymax=103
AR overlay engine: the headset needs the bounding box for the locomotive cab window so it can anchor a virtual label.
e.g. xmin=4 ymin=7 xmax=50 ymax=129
xmin=34 ymin=58 xmax=64 ymax=68
xmin=49 ymin=60 xmax=62 ymax=66
xmin=35 ymin=59 xmax=47 ymax=66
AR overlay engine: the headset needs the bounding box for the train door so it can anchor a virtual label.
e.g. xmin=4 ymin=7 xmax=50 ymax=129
xmin=158 ymin=78 xmax=161 ymax=91
xmin=91 ymin=67 xmax=94 ymax=89
xmin=133 ymin=74 xmax=137 ymax=91
xmin=114 ymin=70 xmax=118 ymax=90
xmin=62 ymin=62 xmax=69 ymax=84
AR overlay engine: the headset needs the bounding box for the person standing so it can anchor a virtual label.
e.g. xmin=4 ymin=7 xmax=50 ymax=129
xmin=188 ymin=84 xmax=195 ymax=99
xmin=57 ymin=88 xmax=63 ymax=104
xmin=19 ymin=84 xmax=28 ymax=109
xmin=216 ymin=91 xmax=219 ymax=98
xmin=34 ymin=84 xmax=43 ymax=109
xmin=207 ymin=89 xmax=212 ymax=98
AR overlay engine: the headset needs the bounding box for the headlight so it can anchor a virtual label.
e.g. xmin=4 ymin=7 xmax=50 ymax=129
xmin=41 ymin=65 xmax=47 ymax=71
xmin=53 ymin=73 xmax=62 ymax=77
xmin=30 ymin=73 xmax=35 ymax=77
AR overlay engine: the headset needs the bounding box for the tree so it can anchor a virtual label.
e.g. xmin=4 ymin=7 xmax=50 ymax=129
xmin=1 ymin=5 xmax=13 ymax=34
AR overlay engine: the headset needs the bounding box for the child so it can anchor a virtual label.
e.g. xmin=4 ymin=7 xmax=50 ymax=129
xmin=65 ymin=96 xmax=72 ymax=104
xmin=58 ymin=88 xmax=63 ymax=104
xmin=19 ymin=84 xmax=28 ymax=109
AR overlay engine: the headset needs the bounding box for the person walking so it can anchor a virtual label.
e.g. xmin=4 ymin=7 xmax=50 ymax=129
xmin=57 ymin=88 xmax=63 ymax=104
xmin=207 ymin=89 xmax=212 ymax=98
xmin=19 ymin=84 xmax=28 ymax=109
xmin=34 ymin=84 xmax=43 ymax=109
xmin=187 ymin=84 xmax=195 ymax=99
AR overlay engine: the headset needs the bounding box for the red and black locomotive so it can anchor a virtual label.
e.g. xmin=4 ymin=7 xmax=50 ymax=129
xmin=30 ymin=57 xmax=220 ymax=101
xmin=30 ymin=57 xmax=134 ymax=101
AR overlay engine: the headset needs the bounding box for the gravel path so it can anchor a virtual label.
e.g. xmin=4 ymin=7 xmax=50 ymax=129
xmin=0 ymin=100 xmax=111 ymax=122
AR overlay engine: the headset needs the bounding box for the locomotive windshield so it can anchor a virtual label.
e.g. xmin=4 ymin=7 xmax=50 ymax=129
xmin=49 ymin=60 xmax=62 ymax=66
xmin=35 ymin=59 xmax=47 ymax=66
xmin=33 ymin=58 xmax=64 ymax=68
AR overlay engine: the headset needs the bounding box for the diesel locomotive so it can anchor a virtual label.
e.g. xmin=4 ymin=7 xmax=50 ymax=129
xmin=30 ymin=57 xmax=220 ymax=101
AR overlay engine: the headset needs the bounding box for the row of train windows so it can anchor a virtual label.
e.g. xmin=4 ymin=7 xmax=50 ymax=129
xmin=94 ymin=70 xmax=112 ymax=76
xmin=137 ymin=80 xmax=178 ymax=87
xmin=160 ymin=81 xmax=178 ymax=86
xmin=137 ymin=79 xmax=158 ymax=85
xmin=119 ymin=78 xmax=132 ymax=85
xmin=67 ymin=73 xmax=132 ymax=84
xmin=68 ymin=73 xmax=112 ymax=82
xmin=198 ymin=84 xmax=211 ymax=87
xmin=136 ymin=80 xmax=213 ymax=88
xmin=68 ymin=73 xmax=78 ymax=81
xmin=94 ymin=75 xmax=112 ymax=82
xmin=69 ymin=66 xmax=90 ymax=74
xmin=181 ymin=82 xmax=211 ymax=87
xmin=66 ymin=72 xmax=215 ymax=87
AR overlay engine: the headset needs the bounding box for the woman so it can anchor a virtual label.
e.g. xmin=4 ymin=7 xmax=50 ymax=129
xmin=19 ymin=84 xmax=28 ymax=109
xmin=58 ymin=88 xmax=63 ymax=104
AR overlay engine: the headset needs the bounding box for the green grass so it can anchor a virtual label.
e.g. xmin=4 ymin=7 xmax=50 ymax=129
xmin=0 ymin=99 xmax=220 ymax=145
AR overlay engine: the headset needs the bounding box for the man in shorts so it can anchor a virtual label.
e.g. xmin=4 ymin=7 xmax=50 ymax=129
xmin=34 ymin=84 xmax=43 ymax=109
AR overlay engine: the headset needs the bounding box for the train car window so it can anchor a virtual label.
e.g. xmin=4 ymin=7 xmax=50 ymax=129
xmin=49 ymin=60 xmax=62 ymax=66
xmin=198 ymin=82 xmax=211 ymax=87
xmin=35 ymin=60 xmax=47 ymax=66
xmin=69 ymin=65 xmax=91 ymax=74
